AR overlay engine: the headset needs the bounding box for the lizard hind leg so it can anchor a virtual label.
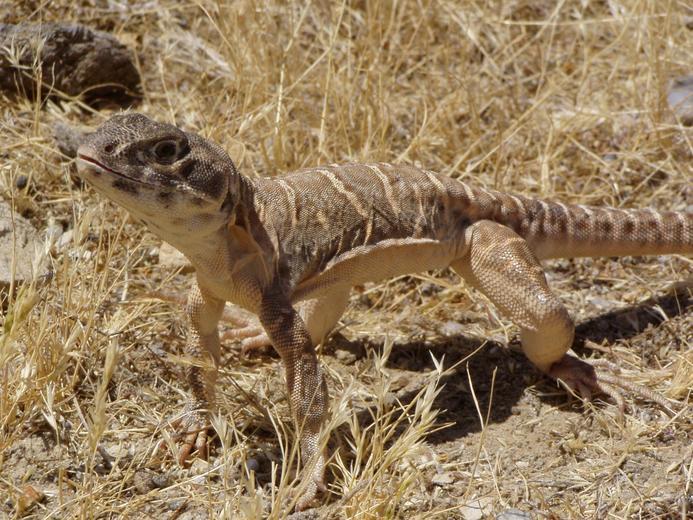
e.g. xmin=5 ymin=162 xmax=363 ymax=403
xmin=450 ymin=220 xmax=671 ymax=413
xmin=451 ymin=220 xmax=574 ymax=374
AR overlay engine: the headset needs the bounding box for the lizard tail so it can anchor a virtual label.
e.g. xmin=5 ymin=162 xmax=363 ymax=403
xmin=512 ymin=200 xmax=692 ymax=260
xmin=451 ymin=183 xmax=692 ymax=260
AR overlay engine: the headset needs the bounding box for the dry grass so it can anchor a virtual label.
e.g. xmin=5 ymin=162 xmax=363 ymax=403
xmin=1 ymin=0 xmax=691 ymax=518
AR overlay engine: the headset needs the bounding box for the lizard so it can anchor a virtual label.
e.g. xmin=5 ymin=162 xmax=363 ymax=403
xmin=75 ymin=112 xmax=692 ymax=510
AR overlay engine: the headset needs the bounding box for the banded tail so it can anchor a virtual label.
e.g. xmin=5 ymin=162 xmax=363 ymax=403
xmin=451 ymin=182 xmax=692 ymax=260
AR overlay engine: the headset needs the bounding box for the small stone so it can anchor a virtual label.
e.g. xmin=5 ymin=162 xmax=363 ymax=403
xmin=246 ymin=458 xmax=260 ymax=473
xmin=496 ymin=509 xmax=533 ymax=520
xmin=53 ymin=121 xmax=89 ymax=159
xmin=460 ymin=497 xmax=494 ymax=520
xmin=439 ymin=321 xmax=465 ymax=337
xmin=587 ymin=296 xmax=616 ymax=310
xmin=151 ymin=473 xmax=171 ymax=488
xmin=667 ymin=75 xmax=693 ymax=126
xmin=334 ymin=347 xmax=357 ymax=365
xmin=431 ymin=471 xmax=455 ymax=486
xmin=167 ymin=498 xmax=187 ymax=512
xmin=189 ymin=458 xmax=210 ymax=484
xmin=15 ymin=175 xmax=28 ymax=190
xmin=133 ymin=470 xmax=154 ymax=494
xmin=190 ymin=458 xmax=209 ymax=474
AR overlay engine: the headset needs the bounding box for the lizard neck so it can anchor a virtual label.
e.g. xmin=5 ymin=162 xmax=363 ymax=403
xmin=143 ymin=170 xmax=264 ymax=277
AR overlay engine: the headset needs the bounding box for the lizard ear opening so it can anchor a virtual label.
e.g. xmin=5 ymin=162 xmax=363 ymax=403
xmin=220 ymin=189 xmax=237 ymax=214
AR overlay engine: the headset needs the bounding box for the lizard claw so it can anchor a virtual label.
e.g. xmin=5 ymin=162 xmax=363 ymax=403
xmin=548 ymin=354 xmax=673 ymax=415
xmin=159 ymin=404 xmax=212 ymax=465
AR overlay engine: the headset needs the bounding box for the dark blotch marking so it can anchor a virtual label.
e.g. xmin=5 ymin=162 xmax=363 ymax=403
xmin=112 ymin=178 xmax=139 ymax=195
xmin=600 ymin=218 xmax=613 ymax=234
xmin=623 ymin=219 xmax=635 ymax=234
xmin=452 ymin=209 xmax=471 ymax=228
xmin=674 ymin=218 xmax=684 ymax=240
xmin=192 ymin=171 xmax=225 ymax=200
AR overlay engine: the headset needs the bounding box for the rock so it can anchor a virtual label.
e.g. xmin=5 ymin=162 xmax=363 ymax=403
xmin=430 ymin=471 xmax=455 ymax=486
xmin=667 ymin=75 xmax=693 ymax=126
xmin=245 ymin=458 xmax=260 ymax=473
xmin=158 ymin=242 xmax=194 ymax=273
xmin=15 ymin=175 xmax=28 ymax=190
xmin=439 ymin=320 xmax=465 ymax=337
xmin=460 ymin=497 xmax=494 ymax=520
xmin=496 ymin=509 xmax=533 ymax=520
xmin=53 ymin=121 xmax=89 ymax=159
xmin=0 ymin=22 xmax=140 ymax=105
xmin=0 ymin=201 xmax=50 ymax=292
xmin=334 ymin=346 xmax=357 ymax=364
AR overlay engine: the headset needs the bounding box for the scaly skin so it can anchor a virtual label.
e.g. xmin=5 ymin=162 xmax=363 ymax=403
xmin=76 ymin=113 xmax=691 ymax=510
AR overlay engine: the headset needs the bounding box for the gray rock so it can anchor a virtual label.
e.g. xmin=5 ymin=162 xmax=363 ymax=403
xmin=668 ymin=75 xmax=693 ymax=126
xmin=0 ymin=202 xmax=50 ymax=291
xmin=0 ymin=22 xmax=140 ymax=105
xmin=496 ymin=509 xmax=533 ymax=520
xmin=53 ymin=121 xmax=89 ymax=159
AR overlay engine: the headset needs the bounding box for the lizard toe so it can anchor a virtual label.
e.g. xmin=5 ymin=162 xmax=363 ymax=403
xmin=549 ymin=354 xmax=673 ymax=415
xmin=161 ymin=405 xmax=212 ymax=466
xmin=240 ymin=334 xmax=273 ymax=356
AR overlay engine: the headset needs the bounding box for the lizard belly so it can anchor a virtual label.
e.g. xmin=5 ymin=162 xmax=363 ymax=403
xmin=292 ymin=237 xmax=465 ymax=301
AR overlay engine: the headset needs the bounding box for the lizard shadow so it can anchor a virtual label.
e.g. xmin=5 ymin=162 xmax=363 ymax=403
xmin=571 ymin=286 xmax=691 ymax=350
xmin=328 ymin=332 xmax=534 ymax=446
xmin=328 ymin=286 xmax=690 ymax=447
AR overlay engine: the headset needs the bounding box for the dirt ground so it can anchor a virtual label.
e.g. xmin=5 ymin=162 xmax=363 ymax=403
xmin=1 ymin=1 xmax=691 ymax=519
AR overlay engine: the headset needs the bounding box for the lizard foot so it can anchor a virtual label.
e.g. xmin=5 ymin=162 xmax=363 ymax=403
xmin=220 ymin=308 xmax=273 ymax=355
xmin=160 ymin=403 xmax=212 ymax=465
xmin=548 ymin=354 xmax=673 ymax=414
xmin=293 ymin=460 xmax=328 ymax=512
xmin=221 ymin=325 xmax=272 ymax=356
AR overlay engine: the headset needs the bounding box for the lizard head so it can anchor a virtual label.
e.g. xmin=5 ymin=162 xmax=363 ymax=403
xmin=76 ymin=113 xmax=240 ymax=234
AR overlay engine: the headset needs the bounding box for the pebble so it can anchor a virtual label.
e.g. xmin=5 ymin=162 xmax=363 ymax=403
xmin=667 ymin=75 xmax=693 ymax=125
xmin=496 ymin=509 xmax=533 ymax=520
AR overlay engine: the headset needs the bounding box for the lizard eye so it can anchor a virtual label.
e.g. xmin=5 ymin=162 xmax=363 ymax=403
xmin=153 ymin=140 xmax=179 ymax=163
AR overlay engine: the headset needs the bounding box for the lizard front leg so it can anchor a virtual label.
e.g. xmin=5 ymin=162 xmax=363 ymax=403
xmin=452 ymin=220 xmax=669 ymax=411
xmin=175 ymin=281 xmax=225 ymax=463
xmin=258 ymin=288 xmax=330 ymax=511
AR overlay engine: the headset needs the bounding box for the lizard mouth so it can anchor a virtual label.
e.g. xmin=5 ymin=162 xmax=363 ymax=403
xmin=78 ymin=154 xmax=154 ymax=187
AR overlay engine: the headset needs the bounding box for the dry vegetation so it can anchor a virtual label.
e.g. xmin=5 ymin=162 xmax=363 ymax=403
xmin=1 ymin=0 xmax=692 ymax=518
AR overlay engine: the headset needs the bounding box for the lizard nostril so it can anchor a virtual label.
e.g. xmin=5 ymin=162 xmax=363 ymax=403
xmin=104 ymin=143 xmax=115 ymax=154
